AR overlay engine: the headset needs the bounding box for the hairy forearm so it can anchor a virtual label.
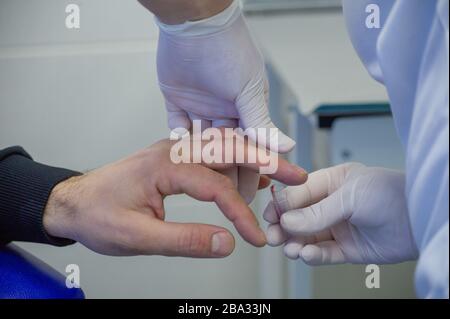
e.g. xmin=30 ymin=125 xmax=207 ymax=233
xmin=43 ymin=174 xmax=85 ymax=241
xmin=138 ymin=0 xmax=233 ymax=24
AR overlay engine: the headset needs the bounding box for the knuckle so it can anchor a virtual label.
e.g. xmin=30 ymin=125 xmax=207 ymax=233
xmin=177 ymin=228 xmax=209 ymax=255
xmin=214 ymin=174 xmax=236 ymax=195
xmin=217 ymin=174 xmax=235 ymax=191
xmin=114 ymin=225 xmax=146 ymax=255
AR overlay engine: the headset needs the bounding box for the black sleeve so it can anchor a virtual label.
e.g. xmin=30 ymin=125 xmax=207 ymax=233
xmin=0 ymin=146 xmax=81 ymax=246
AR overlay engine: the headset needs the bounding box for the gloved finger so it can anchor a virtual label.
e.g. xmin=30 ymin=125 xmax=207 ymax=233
xmin=258 ymin=175 xmax=271 ymax=190
xmin=280 ymin=186 xmax=348 ymax=236
xmin=165 ymin=101 xmax=191 ymax=132
xmin=187 ymin=113 xmax=212 ymax=162
xmin=173 ymin=163 xmax=266 ymax=247
xmin=238 ymin=167 xmax=260 ymax=204
xmin=283 ymin=237 xmax=306 ymax=260
xmin=300 ymin=241 xmax=346 ymax=265
xmin=263 ymin=200 xmax=280 ymax=223
xmin=212 ymin=119 xmax=239 ymax=128
xmin=236 ymin=75 xmax=296 ymax=154
xmin=263 ymin=184 xmax=294 ymax=224
xmin=188 ymin=113 xmax=212 ymax=131
xmin=140 ymin=218 xmax=236 ymax=258
xmin=266 ymin=223 xmax=288 ymax=247
xmin=282 ymin=231 xmax=332 ymax=260
xmin=272 ymin=163 xmax=359 ymax=214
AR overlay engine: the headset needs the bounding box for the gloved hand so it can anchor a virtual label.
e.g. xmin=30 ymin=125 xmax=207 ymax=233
xmin=264 ymin=163 xmax=419 ymax=265
xmin=156 ymin=0 xmax=295 ymax=152
xmin=155 ymin=0 xmax=296 ymax=203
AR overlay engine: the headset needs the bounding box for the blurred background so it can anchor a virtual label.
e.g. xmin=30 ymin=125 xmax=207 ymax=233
xmin=0 ymin=0 xmax=416 ymax=298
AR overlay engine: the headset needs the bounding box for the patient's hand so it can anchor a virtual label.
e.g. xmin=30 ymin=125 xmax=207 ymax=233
xmin=43 ymin=137 xmax=307 ymax=258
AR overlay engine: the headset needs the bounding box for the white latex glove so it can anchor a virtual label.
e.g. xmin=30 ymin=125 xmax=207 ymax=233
xmin=155 ymin=1 xmax=295 ymax=204
xmin=264 ymin=163 xmax=419 ymax=265
xmin=155 ymin=0 xmax=295 ymax=153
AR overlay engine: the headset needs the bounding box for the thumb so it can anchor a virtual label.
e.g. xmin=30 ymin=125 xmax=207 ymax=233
xmin=280 ymin=185 xmax=350 ymax=236
xmin=236 ymin=75 xmax=296 ymax=154
xmin=146 ymin=219 xmax=236 ymax=258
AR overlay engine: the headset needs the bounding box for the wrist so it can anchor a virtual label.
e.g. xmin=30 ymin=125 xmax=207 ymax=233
xmin=43 ymin=175 xmax=84 ymax=241
xmin=140 ymin=0 xmax=234 ymax=25
xmin=156 ymin=0 xmax=241 ymax=37
xmin=189 ymin=0 xmax=235 ymax=22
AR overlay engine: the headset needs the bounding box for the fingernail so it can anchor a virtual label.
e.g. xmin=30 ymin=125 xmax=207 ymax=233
xmin=211 ymin=232 xmax=233 ymax=256
xmin=258 ymin=229 xmax=267 ymax=247
xmin=292 ymin=165 xmax=308 ymax=177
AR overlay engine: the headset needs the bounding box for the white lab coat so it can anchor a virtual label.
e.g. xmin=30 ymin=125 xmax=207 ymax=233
xmin=342 ymin=0 xmax=449 ymax=298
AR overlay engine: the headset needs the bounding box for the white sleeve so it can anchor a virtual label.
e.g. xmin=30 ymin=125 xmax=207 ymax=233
xmin=341 ymin=0 xmax=395 ymax=83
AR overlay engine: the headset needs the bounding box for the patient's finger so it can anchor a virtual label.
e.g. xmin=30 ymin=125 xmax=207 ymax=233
xmin=220 ymin=167 xmax=238 ymax=188
xmin=171 ymin=163 xmax=266 ymax=247
xmin=169 ymin=130 xmax=307 ymax=186
xmin=129 ymin=215 xmax=236 ymax=258
xmin=205 ymin=138 xmax=307 ymax=186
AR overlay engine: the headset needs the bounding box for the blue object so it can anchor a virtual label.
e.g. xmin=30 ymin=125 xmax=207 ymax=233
xmin=0 ymin=244 xmax=85 ymax=299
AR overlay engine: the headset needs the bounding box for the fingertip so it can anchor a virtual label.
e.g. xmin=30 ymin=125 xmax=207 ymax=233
xmin=285 ymin=165 xmax=308 ymax=186
xmin=168 ymin=114 xmax=191 ymax=133
xmin=171 ymin=127 xmax=189 ymax=137
xmin=284 ymin=242 xmax=301 ymax=260
xmin=236 ymin=218 xmax=266 ymax=248
xmin=300 ymin=245 xmax=320 ymax=265
xmin=266 ymin=224 xmax=287 ymax=247
xmin=273 ymin=134 xmax=296 ymax=154
xmin=255 ymin=228 xmax=267 ymax=247
xmin=211 ymin=231 xmax=235 ymax=257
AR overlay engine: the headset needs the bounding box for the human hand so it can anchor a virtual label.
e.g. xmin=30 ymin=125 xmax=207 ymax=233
xmin=43 ymin=138 xmax=307 ymax=258
xmin=264 ymin=163 xmax=419 ymax=265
